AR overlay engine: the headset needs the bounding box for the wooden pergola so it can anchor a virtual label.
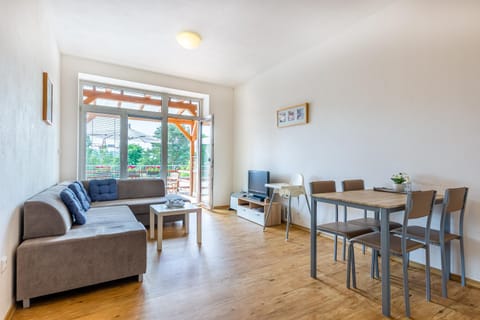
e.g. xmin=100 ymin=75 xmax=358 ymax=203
xmin=83 ymin=87 xmax=198 ymax=195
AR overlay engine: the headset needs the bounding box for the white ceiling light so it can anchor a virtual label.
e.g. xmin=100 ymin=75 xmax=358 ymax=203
xmin=176 ymin=31 xmax=202 ymax=50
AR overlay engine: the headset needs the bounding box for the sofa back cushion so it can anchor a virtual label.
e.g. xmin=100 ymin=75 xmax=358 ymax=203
xmin=68 ymin=182 xmax=90 ymax=211
xmin=89 ymin=179 xmax=118 ymax=201
xmin=23 ymin=184 xmax=73 ymax=240
xmin=118 ymin=178 xmax=165 ymax=199
xmin=60 ymin=188 xmax=87 ymax=225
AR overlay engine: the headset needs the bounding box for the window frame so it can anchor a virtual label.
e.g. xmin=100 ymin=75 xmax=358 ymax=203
xmin=78 ymin=80 xmax=203 ymax=182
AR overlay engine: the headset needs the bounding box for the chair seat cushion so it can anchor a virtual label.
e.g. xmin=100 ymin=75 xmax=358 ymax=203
xmin=317 ymin=222 xmax=373 ymax=239
xmin=350 ymin=218 xmax=402 ymax=230
xmin=392 ymin=226 xmax=460 ymax=244
xmin=351 ymin=232 xmax=425 ymax=255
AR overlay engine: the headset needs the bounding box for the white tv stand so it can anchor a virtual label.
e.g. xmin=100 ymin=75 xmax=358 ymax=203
xmin=235 ymin=197 xmax=281 ymax=227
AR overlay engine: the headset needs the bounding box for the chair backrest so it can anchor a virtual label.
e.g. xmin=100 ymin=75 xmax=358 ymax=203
xmin=342 ymin=179 xmax=365 ymax=191
xmin=310 ymin=180 xmax=336 ymax=194
xmin=440 ymin=187 xmax=469 ymax=237
xmin=290 ymin=173 xmax=304 ymax=186
xmin=444 ymin=187 xmax=468 ymax=213
xmin=405 ymin=190 xmax=437 ymax=221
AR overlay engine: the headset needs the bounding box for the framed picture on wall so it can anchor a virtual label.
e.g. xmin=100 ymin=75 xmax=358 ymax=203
xmin=276 ymin=102 xmax=309 ymax=128
xmin=42 ymin=72 xmax=53 ymax=125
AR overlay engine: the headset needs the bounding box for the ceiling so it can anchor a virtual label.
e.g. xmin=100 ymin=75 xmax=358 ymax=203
xmin=45 ymin=0 xmax=396 ymax=87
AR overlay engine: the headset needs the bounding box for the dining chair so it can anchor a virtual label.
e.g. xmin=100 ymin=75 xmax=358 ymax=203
xmin=343 ymin=179 xmax=402 ymax=255
xmin=310 ymin=180 xmax=373 ymax=261
xmin=346 ymin=190 xmax=437 ymax=318
xmin=393 ymin=187 xmax=468 ymax=298
xmin=276 ymin=173 xmax=310 ymax=240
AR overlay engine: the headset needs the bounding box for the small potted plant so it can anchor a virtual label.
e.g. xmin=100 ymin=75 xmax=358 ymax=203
xmin=391 ymin=172 xmax=410 ymax=192
xmin=128 ymin=165 xmax=139 ymax=178
xmin=146 ymin=165 xmax=160 ymax=176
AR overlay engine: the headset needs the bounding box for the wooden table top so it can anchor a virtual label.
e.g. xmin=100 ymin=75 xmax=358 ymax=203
xmin=311 ymin=190 xmax=443 ymax=210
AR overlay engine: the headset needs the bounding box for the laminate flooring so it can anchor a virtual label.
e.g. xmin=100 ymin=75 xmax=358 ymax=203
xmin=12 ymin=209 xmax=480 ymax=319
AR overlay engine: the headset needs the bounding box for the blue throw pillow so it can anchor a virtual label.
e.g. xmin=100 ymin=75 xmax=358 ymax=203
xmin=75 ymin=181 xmax=91 ymax=204
xmin=89 ymin=179 xmax=118 ymax=201
xmin=60 ymin=188 xmax=87 ymax=225
xmin=68 ymin=183 xmax=91 ymax=211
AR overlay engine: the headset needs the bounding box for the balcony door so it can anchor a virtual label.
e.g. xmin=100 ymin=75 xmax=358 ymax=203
xmin=79 ymin=80 xmax=213 ymax=206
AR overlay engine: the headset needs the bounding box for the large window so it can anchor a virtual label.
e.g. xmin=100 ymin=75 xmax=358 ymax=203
xmin=79 ymin=80 xmax=212 ymax=206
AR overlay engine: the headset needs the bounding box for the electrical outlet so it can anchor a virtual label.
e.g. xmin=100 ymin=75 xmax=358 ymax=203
xmin=0 ymin=256 xmax=7 ymax=274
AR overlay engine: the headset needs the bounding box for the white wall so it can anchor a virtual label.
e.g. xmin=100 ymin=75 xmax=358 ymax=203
xmin=0 ymin=0 xmax=60 ymax=317
xmin=60 ymin=56 xmax=234 ymax=206
xmin=233 ymin=0 xmax=480 ymax=280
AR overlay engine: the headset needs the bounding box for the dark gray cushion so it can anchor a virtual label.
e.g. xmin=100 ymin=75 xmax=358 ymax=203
xmin=117 ymin=178 xmax=165 ymax=199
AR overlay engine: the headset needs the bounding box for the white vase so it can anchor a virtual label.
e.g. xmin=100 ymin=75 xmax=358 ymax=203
xmin=393 ymin=183 xmax=405 ymax=192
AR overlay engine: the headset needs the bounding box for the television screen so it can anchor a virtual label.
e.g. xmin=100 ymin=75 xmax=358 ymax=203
xmin=248 ymin=170 xmax=270 ymax=198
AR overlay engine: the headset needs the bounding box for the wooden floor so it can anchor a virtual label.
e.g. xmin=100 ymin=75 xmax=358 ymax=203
xmin=12 ymin=209 xmax=480 ymax=320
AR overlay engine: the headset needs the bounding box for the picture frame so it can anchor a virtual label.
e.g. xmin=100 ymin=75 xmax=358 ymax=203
xmin=276 ymin=102 xmax=309 ymax=128
xmin=42 ymin=72 xmax=53 ymax=125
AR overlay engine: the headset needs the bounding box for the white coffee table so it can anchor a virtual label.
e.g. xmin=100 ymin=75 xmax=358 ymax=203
xmin=149 ymin=203 xmax=202 ymax=251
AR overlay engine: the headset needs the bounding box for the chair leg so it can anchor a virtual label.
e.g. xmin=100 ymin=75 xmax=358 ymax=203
xmin=343 ymin=206 xmax=347 ymax=260
xmin=351 ymin=243 xmax=357 ymax=288
xmin=347 ymin=243 xmax=352 ymax=288
xmin=370 ymin=249 xmax=375 ymax=279
xmin=440 ymin=242 xmax=448 ymax=298
xmin=460 ymin=238 xmax=466 ymax=287
xmin=375 ymin=250 xmax=380 ymax=279
xmin=285 ymin=197 xmax=292 ymax=240
xmin=334 ymin=235 xmax=338 ymax=262
xmin=425 ymin=246 xmax=431 ymax=301
xmin=362 ymin=210 xmax=367 ymax=255
xmin=402 ymin=254 xmax=411 ymax=318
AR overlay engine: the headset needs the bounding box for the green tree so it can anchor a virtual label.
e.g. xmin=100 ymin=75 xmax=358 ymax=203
xmin=128 ymin=144 xmax=144 ymax=165
xmin=167 ymin=124 xmax=190 ymax=168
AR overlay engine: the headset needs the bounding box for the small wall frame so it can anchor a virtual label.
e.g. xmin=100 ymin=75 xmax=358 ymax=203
xmin=276 ymin=102 xmax=308 ymax=128
xmin=42 ymin=72 xmax=53 ymax=125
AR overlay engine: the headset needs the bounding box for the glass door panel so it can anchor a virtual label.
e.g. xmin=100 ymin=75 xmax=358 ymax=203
xmin=127 ymin=117 xmax=162 ymax=179
xmin=85 ymin=112 xmax=121 ymax=179
xmin=199 ymin=116 xmax=213 ymax=208
xmin=167 ymin=120 xmax=196 ymax=196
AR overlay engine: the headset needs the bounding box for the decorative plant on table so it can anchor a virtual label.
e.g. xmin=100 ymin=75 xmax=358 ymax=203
xmin=391 ymin=172 xmax=410 ymax=192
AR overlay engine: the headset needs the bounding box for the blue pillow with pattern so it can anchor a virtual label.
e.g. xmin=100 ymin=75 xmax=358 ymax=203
xmin=60 ymin=188 xmax=87 ymax=225
xmin=89 ymin=179 xmax=118 ymax=201
xmin=68 ymin=183 xmax=90 ymax=211
xmin=75 ymin=181 xmax=91 ymax=204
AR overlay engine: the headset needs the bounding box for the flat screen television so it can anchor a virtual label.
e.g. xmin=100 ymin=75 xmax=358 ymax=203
xmin=248 ymin=170 xmax=270 ymax=199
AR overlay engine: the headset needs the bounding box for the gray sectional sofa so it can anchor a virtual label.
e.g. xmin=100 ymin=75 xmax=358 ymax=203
xmin=16 ymin=178 xmax=183 ymax=308
xmin=82 ymin=178 xmax=185 ymax=225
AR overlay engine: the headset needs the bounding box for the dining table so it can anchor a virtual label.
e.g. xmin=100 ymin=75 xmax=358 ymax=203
xmin=310 ymin=189 xmax=443 ymax=317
